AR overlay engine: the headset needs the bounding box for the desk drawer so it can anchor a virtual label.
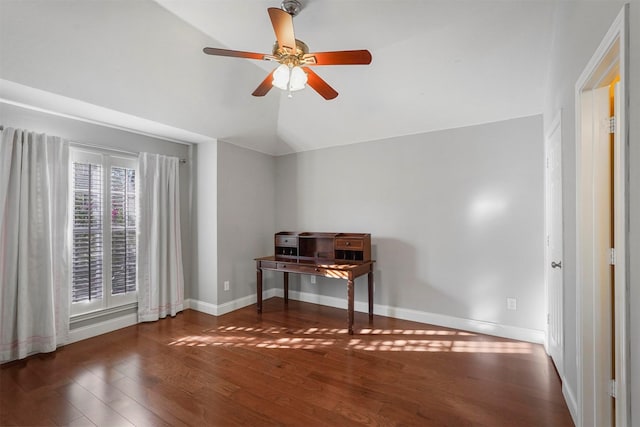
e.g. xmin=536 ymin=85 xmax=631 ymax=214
xmin=335 ymin=238 xmax=364 ymax=250
xmin=276 ymin=262 xmax=304 ymax=271
xmin=259 ymin=260 xmax=277 ymax=269
xmin=275 ymin=236 xmax=298 ymax=247
xmin=276 ymin=263 xmax=322 ymax=275
xmin=276 ymin=264 xmax=351 ymax=279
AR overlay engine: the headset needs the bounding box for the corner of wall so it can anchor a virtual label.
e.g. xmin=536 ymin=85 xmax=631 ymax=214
xmin=195 ymin=139 xmax=218 ymax=305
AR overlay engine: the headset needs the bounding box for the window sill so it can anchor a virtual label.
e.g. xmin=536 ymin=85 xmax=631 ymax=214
xmin=70 ymin=302 xmax=138 ymax=327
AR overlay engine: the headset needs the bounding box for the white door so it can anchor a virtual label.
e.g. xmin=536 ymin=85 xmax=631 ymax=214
xmin=545 ymin=113 xmax=563 ymax=376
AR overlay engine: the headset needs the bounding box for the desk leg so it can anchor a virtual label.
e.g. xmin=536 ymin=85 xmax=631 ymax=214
xmin=283 ymin=272 xmax=289 ymax=305
xmin=347 ymin=277 xmax=354 ymax=335
xmin=257 ymin=267 xmax=263 ymax=313
xmin=368 ymin=271 xmax=374 ymax=321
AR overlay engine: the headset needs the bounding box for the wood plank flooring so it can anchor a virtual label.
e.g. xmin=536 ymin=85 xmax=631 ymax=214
xmin=0 ymin=298 xmax=574 ymax=426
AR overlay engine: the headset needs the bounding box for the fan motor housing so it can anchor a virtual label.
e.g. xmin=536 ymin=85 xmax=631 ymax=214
xmin=272 ymin=39 xmax=309 ymax=66
xmin=281 ymin=0 xmax=302 ymax=16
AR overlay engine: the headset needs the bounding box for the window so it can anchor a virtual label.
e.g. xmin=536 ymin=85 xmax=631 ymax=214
xmin=70 ymin=149 xmax=137 ymax=316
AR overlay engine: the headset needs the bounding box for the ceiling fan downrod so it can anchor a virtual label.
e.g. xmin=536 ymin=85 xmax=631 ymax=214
xmin=281 ymin=0 xmax=302 ymax=17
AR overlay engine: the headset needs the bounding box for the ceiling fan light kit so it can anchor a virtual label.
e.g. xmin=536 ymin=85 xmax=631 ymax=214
xmin=273 ymin=64 xmax=308 ymax=95
xmin=203 ymin=1 xmax=372 ymax=100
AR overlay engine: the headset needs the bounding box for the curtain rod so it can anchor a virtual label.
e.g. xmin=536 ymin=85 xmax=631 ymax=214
xmin=1 ymin=125 xmax=187 ymax=164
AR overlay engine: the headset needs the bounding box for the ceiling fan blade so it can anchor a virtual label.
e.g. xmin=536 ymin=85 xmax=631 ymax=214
xmin=203 ymin=47 xmax=267 ymax=61
xmin=304 ymin=68 xmax=338 ymax=100
xmin=267 ymin=7 xmax=296 ymax=53
xmin=303 ymin=50 xmax=372 ymax=66
xmin=252 ymin=70 xmax=276 ymax=97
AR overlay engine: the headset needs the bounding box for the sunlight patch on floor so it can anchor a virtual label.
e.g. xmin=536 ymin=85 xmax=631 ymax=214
xmin=166 ymin=326 xmax=533 ymax=354
xmin=349 ymin=338 xmax=532 ymax=353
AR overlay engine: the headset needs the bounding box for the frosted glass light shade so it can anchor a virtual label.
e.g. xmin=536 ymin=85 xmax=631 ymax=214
xmin=272 ymin=64 xmax=307 ymax=92
xmin=272 ymin=64 xmax=290 ymax=90
xmin=289 ymin=66 xmax=307 ymax=91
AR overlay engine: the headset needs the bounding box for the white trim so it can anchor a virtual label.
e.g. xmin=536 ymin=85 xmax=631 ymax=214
xmin=67 ymin=313 xmax=138 ymax=344
xmin=187 ymin=291 xmax=544 ymax=344
xmin=184 ymin=298 xmax=218 ymax=316
xmin=574 ymin=5 xmax=629 ymax=427
xmin=0 ymin=79 xmax=216 ymax=145
xmin=283 ymin=290 xmax=544 ymax=344
xmin=563 ymin=381 xmax=579 ymax=426
xmin=66 ymin=289 xmax=544 ymax=351
xmin=70 ymin=302 xmax=137 ymax=325
xmin=184 ymin=289 xmax=280 ymax=316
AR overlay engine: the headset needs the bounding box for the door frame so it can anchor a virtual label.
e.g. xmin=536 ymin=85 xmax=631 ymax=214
xmin=574 ymin=5 xmax=629 ymax=427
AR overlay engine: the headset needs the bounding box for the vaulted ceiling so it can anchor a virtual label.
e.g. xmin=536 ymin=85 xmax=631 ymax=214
xmin=0 ymin=0 xmax=556 ymax=155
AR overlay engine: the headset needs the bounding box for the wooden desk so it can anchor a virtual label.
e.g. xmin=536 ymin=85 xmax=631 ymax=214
xmin=255 ymin=256 xmax=374 ymax=334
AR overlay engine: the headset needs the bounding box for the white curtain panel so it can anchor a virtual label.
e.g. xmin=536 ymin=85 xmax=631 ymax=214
xmin=137 ymin=153 xmax=184 ymax=322
xmin=0 ymin=128 xmax=70 ymax=363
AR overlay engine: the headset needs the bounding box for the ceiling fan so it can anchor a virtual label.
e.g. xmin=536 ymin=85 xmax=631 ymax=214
xmin=203 ymin=0 xmax=372 ymax=100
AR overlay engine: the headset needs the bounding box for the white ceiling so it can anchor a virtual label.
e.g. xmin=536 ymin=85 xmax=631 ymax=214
xmin=0 ymin=0 xmax=556 ymax=155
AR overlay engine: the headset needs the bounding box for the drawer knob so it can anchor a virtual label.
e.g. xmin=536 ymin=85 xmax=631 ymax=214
xmin=345 ymin=241 xmax=350 ymax=246
xmin=315 ymin=268 xmax=320 ymax=272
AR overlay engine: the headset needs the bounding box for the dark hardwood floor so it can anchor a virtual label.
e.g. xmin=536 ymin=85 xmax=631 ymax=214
xmin=1 ymin=298 xmax=574 ymax=426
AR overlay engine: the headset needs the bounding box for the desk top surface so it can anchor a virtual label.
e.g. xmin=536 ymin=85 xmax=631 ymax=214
xmin=255 ymin=256 xmax=374 ymax=271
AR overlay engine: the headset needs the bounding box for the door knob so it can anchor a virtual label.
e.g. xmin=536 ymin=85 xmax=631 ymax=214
xmin=551 ymin=261 xmax=562 ymax=269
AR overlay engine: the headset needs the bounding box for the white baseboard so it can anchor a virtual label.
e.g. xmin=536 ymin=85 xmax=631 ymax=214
xmin=563 ymin=381 xmax=579 ymax=426
xmin=277 ymin=289 xmax=544 ymax=344
xmin=187 ymin=289 xmax=544 ymax=344
xmin=382 ymin=303 xmax=545 ymax=344
xmin=184 ymin=298 xmax=218 ymax=316
xmin=64 ymin=289 xmax=545 ymax=347
xmin=65 ymin=291 xmax=276 ymax=344
xmin=185 ymin=288 xmax=279 ymax=316
xmin=67 ymin=313 xmax=138 ymax=344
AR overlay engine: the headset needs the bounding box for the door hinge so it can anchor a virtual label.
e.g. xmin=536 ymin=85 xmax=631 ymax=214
xmin=547 ymin=313 xmax=550 ymax=325
xmin=609 ymin=116 xmax=616 ymax=134
xmin=609 ymin=248 xmax=616 ymax=265
xmin=609 ymin=379 xmax=617 ymax=398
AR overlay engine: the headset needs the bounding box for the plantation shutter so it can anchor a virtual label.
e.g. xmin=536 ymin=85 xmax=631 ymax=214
xmin=71 ymin=161 xmax=104 ymax=303
xmin=111 ymin=166 xmax=136 ymax=295
xmin=70 ymin=149 xmax=138 ymax=316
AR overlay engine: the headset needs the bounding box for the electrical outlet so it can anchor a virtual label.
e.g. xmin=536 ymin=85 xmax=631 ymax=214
xmin=507 ymin=298 xmax=517 ymax=311
xmin=310 ymin=276 xmax=316 ymax=284
xmin=224 ymin=281 xmax=230 ymax=291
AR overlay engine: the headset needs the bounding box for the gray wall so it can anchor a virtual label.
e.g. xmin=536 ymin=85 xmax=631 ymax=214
xmin=217 ymin=141 xmax=276 ymax=304
xmin=275 ymin=115 xmax=545 ymax=333
xmin=0 ymin=101 xmax=194 ymax=299
xmin=194 ymin=141 xmax=218 ymax=304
